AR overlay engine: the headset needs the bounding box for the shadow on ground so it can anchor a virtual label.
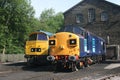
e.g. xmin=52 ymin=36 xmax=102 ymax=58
xmin=3 ymin=62 xmax=74 ymax=73
xmin=3 ymin=62 xmax=54 ymax=72
xmin=3 ymin=60 xmax=120 ymax=73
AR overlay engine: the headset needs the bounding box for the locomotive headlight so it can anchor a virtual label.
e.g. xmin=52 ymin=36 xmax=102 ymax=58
xmin=49 ymin=40 xmax=55 ymax=45
xmin=69 ymin=39 xmax=77 ymax=45
xmin=36 ymin=48 xmax=41 ymax=52
xmin=31 ymin=48 xmax=35 ymax=52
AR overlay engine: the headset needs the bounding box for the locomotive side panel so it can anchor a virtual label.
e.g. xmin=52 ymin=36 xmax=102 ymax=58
xmin=86 ymin=32 xmax=106 ymax=56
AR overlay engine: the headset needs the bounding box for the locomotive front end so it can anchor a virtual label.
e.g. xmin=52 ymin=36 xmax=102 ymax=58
xmin=25 ymin=32 xmax=48 ymax=56
xmin=47 ymin=32 xmax=80 ymax=71
xmin=25 ymin=32 xmax=49 ymax=65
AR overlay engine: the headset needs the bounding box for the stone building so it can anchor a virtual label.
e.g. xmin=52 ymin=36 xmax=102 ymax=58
xmin=63 ymin=0 xmax=120 ymax=45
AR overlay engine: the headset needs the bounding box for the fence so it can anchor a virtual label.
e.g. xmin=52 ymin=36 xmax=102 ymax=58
xmin=0 ymin=54 xmax=26 ymax=62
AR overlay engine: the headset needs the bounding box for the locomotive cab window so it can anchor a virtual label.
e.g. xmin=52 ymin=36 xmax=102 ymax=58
xmin=38 ymin=33 xmax=47 ymax=40
xmin=69 ymin=39 xmax=77 ymax=46
xmin=29 ymin=34 xmax=37 ymax=40
xmin=29 ymin=33 xmax=47 ymax=41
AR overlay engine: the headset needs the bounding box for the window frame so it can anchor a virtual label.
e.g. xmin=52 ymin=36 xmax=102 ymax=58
xmin=76 ymin=13 xmax=84 ymax=23
xmin=101 ymin=11 xmax=108 ymax=21
xmin=88 ymin=8 xmax=96 ymax=23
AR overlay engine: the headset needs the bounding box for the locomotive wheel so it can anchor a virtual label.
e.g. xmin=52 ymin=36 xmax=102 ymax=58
xmin=77 ymin=61 xmax=84 ymax=69
xmin=102 ymin=55 xmax=106 ymax=61
xmin=70 ymin=62 xmax=78 ymax=72
xmin=84 ymin=59 xmax=90 ymax=67
xmin=83 ymin=58 xmax=89 ymax=67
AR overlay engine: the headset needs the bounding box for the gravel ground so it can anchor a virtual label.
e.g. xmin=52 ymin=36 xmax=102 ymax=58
xmin=108 ymin=75 xmax=120 ymax=80
xmin=81 ymin=74 xmax=120 ymax=80
xmin=0 ymin=60 xmax=120 ymax=80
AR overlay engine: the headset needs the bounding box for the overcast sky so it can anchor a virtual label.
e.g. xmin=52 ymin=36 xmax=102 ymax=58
xmin=31 ymin=0 xmax=120 ymax=18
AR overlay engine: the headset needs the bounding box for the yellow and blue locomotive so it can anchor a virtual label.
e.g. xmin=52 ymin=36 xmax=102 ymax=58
xmin=25 ymin=30 xmax=53 ymax=65
xmin=47 ymin=25 xmax=106 ymax=71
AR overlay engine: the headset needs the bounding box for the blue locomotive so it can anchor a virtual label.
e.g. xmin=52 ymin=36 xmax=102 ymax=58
xmin=47 ymin=25 xmax=106 ymax=71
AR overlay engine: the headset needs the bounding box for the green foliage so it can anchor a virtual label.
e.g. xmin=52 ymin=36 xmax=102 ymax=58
xmin=39 ymin=8 xmax=64 ymax=33
xmin=0 ymin=1 xmax=64 ymax=54
xmin=0 ymin=0 xmax=35 ymax=54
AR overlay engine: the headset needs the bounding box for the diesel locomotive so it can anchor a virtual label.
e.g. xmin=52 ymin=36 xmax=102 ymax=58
xmin=25 ymin=30 xmax=53 ymax=65
xmin=47 ymin=25 xmax=106 ymax=71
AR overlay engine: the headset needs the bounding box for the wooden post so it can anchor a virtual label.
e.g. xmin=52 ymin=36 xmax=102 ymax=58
xmin=107 ymin=36 xmax=110 ymax=44
xmin=2 ymin=45 xmax=6 ymax=62
xmin=117 ymin=45 xmax=120 ymax=60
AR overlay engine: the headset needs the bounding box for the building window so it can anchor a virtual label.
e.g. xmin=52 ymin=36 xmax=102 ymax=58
xmin=76 ymin=14 xmax=84 ymax=23
xmin=88 ymin=8 xmax=96 ymax=23
xmin=101 ymin=11 xmax=108 ymax=21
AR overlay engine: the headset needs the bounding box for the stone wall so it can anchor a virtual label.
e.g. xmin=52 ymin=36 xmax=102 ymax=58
xmin=0 ymin=54 xmax=26 ymax=62
xmin=64 ymin=0 xmax=120 ymax=45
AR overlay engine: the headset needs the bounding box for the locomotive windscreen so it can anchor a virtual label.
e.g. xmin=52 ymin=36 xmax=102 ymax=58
xmin=29 ymin=34 xmax=37 ymax=40
xmin=38 ymin=34 xmax=47 ymax=40
xmin=29 ymin=33 xmax=47 ymax=40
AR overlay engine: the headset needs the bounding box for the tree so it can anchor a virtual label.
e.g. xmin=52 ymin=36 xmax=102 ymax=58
xmin=39 ymin=8 xmax=64 ymax=33
xmin=0 ymin=1 xmax=64 ymax=54
xmin=0 ymin=0 xmax=35 ymax=54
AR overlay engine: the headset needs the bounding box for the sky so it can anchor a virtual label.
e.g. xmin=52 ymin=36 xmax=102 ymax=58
xmin=31 ymin=0 xmax=120 ymax=18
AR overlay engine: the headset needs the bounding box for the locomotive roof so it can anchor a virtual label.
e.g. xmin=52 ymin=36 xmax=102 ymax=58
xmin=38 ymin=30 xmax=53 ymax=37
xmin=59 ymin=25 xmax=87 ymax=34
xmin=59 ymin=25 xmax=105 ymax=41
xmin=30 ymin=30 xmax=53 ymax=37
